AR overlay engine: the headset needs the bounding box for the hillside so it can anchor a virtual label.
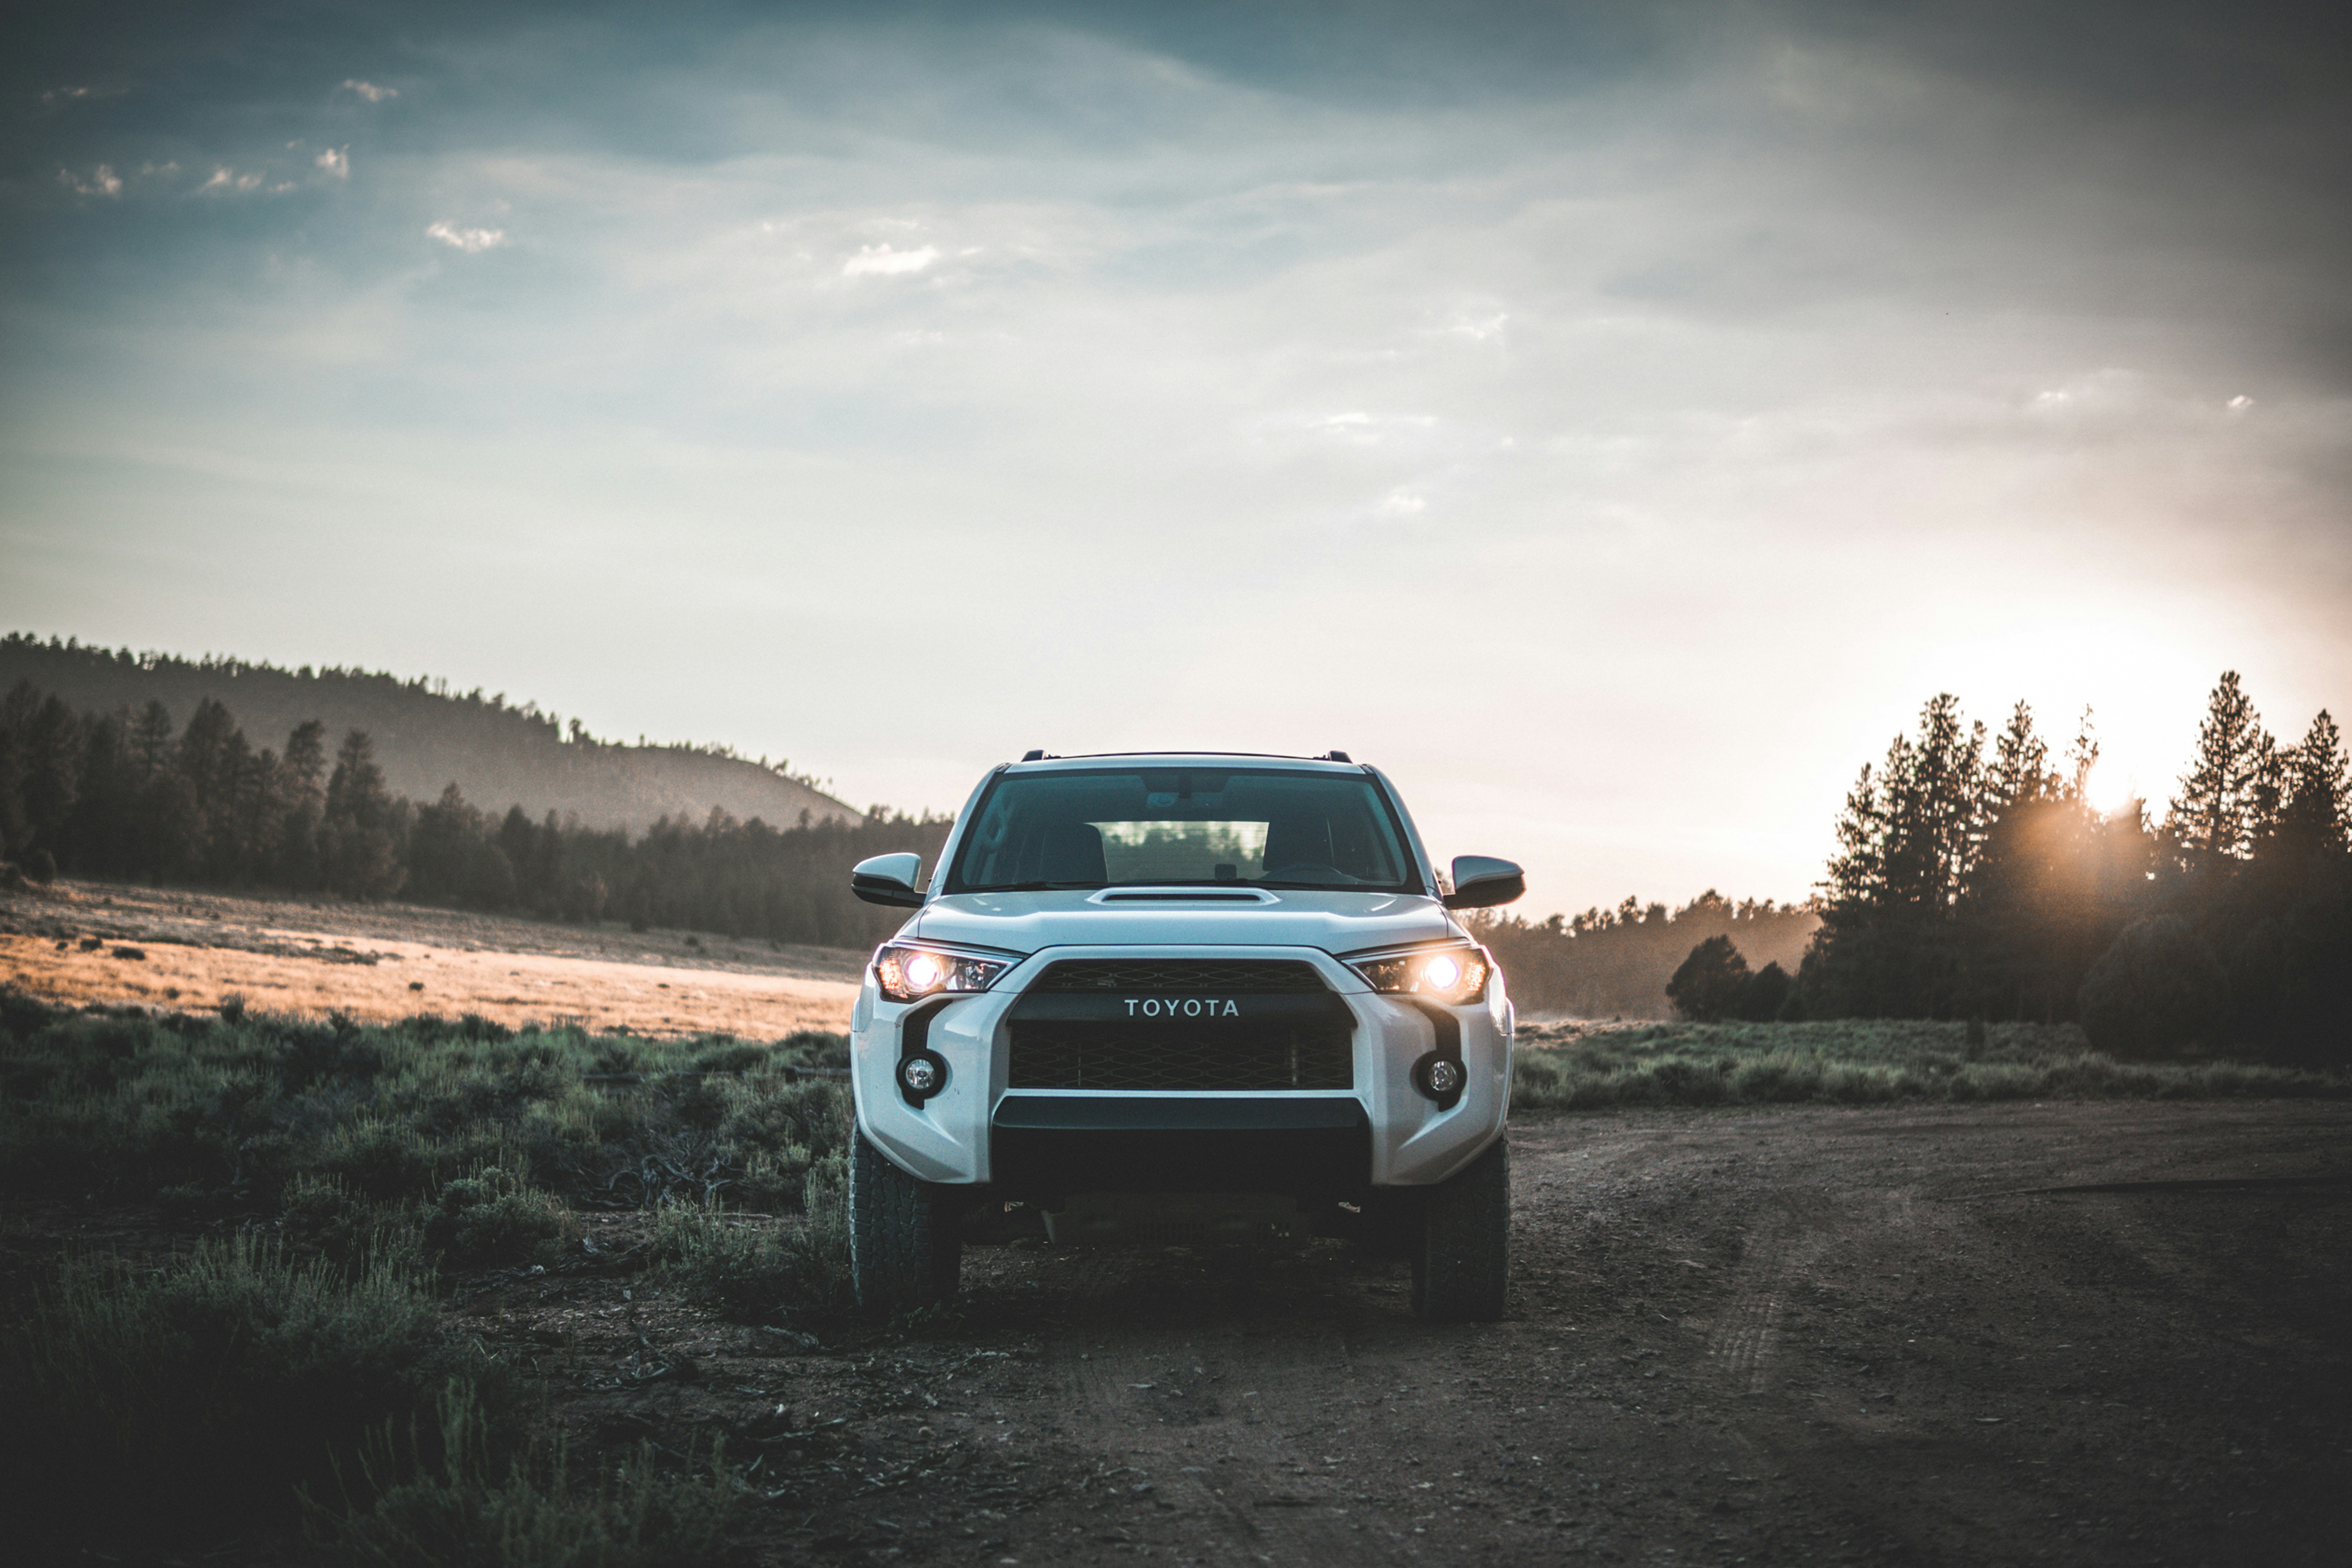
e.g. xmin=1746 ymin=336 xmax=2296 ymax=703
xmin=0 ymin=635 xmax=860 ymax=831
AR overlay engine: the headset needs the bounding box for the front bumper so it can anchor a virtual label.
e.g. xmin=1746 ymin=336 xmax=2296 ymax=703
xmin=849 ymin=945 xmax=1513 ymax=1192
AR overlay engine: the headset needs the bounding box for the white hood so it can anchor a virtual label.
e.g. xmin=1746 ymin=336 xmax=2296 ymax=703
xmin=908 ymin=889 xmax=1457 ymax=957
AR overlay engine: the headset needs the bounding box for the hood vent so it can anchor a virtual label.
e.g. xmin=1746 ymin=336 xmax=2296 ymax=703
xmin=1095 ymin=890 xmax=1273 ymax=904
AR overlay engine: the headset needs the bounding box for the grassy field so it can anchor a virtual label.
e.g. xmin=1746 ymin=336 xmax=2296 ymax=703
xmin=0 ymin=993 xmax=847 ymax=1560
xmin=1513 ymin=1016 xmax=2352 ymax=1108
xmin=5 ymin=992 xmax=2345 ymax=1561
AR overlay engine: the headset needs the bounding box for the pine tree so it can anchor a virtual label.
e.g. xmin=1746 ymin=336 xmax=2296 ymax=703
xmin=2063 ymin=707 xmax=2101 ymax=806
xmin=130 ymin=700 xmax=176 ymax=780
xmin=275 ymin=720 xmax=329 ymax=888
xmin=0 ymin=680 xmax=37 ymax=856
xmin=1986 ymin=702 xmax=2057 ymax=818
xmin=1824 ymin=761 xmax=1884 ymax=912
xmin=16 ymin=693 xmax=81 ymax=855
xmin=321 ymin=730 xmax=403 ymax=899
xmin=2278 ymin=711 xmax=2350 ymax=855
xmin=62 ymin=711 xmax=136 ymax=875
xmin=2169 ymin=672 xmax=2276 ymax=864
xmin=1878 ymin=695 xmax=1983 ymax=915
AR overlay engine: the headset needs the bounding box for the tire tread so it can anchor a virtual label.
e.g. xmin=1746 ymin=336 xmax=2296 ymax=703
xmin=1411 ymin=1136 xmax=1510 ymax=1321
xmin=849 ymin=1130 xmax=962 ymax=1314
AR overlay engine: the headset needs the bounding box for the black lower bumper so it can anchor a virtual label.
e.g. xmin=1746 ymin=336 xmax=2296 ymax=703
xmin=989 ymin=1094 xmax=1371 ymax=1200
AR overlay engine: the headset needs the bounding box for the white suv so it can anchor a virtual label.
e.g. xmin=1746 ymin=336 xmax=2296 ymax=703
xmin=843 ymin=752 xmax=1524 ymax=1320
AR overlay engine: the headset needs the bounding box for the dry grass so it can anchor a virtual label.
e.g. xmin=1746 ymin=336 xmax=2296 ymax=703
xmin=0 ymin=880 xmax=857 ymax=1037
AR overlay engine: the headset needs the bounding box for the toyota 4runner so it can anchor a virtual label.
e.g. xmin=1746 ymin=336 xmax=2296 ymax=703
xmin=843 ymin=751 xmax=1525 ymax=1320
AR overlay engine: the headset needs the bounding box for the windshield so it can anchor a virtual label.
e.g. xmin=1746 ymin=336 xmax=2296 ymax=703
xmin=944 ymin=767 xmax=1420 ymax=893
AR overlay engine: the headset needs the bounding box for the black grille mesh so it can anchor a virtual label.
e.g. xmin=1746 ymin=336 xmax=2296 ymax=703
xmin=1027 ymin=959 xmax=1327 ymax=994
xmin=1008 ymin=1021 xmax=1353 ymax=1091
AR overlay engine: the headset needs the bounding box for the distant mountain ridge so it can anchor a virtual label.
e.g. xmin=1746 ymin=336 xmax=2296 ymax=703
xmin=0 ymin=634 xmax=863 ymax=831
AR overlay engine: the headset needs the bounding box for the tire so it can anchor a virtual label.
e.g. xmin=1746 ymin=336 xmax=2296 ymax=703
xmin=848 ymin=1129 xmax=963 ymax=1315
xmin=1410 ymin=1136 xmax=1510 ymax=1322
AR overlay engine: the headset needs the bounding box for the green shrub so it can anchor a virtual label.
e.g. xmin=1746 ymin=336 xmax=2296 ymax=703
xmin=0 ymin=1000 xmax=853 ymax=1220
xmin=649 ymin=1155 xmax=851 ymax=1322
xmin=283 ymin=1175 xmax=431 ymax=1277
xmin=314 ymin=1381 xmax=736 ymax=1568
xmin=424 ymin=1169 xmax=580 ymax=1269
xmin=0 ymin=1237 xmax=518 ymax=1556
xmin=1512 ymin=1017 xmax=2352 ymax=1111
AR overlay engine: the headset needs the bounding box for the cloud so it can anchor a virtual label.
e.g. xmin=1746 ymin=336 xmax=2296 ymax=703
xmin=57 ymin=164 xmax=121 ymax=197
xmin=40 ymin=86 xmax=91 ymax=107
xmin=5 ymin=1 xmax=2351 ymax=915
xmin=1296 ymin=411 xmax=1439 ymax=447
xmin=198 ymin=167 xmax=265 ymax=194
xmin=842 ymin=243 xmax=939 ymax=277
xmin=425 ymin=221 xmax=507 ymax=253
xmin=315 ymin=147 xmax=349 ymax=178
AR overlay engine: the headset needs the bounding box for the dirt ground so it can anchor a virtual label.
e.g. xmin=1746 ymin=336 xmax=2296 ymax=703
xmin=14 ymin=1100 xmax=2342 ymax=1567
xmin=0 ymin=879 xmax=861 ymax=1035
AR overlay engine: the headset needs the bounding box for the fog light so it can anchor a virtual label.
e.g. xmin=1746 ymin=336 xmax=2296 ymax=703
xmin=897 ymin=1051 xmax=947 ymax=1100
xmin=1412 ymin=1052 xmax=1465 ymax=1104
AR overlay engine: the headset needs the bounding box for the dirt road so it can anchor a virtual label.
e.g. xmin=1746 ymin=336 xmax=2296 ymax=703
xmin=660 ymin=1100 xmax=2349 ymax=1567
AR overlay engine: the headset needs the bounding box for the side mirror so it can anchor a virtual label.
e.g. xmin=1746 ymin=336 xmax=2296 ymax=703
xmin=851 ymin=852 xmax=925 ymax=908
xmin=1442 ymin=855 xmax=1525 ymax=910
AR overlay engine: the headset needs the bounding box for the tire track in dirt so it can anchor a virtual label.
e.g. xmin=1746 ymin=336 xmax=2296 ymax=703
xmin=1704 ymin=1206 xmax=1825 ymax=1396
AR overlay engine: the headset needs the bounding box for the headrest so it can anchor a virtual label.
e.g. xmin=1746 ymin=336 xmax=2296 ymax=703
xmin=1039 ymin=820 xmax=1108 ymax=884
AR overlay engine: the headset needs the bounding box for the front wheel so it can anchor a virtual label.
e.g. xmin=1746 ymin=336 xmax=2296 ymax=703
xmin=1410 ymin=1136 xmax=1510 ymax=1322
xmin=848 ymin=1129 xmax=963 ymax=1315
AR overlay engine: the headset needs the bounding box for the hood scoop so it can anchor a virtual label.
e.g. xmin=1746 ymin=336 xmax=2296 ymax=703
xmin=1092 ymin=889 xmax=1275 ymax=905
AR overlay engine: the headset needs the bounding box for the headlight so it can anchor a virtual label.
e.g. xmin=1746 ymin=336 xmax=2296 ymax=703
xmin=873 ymin=942 xmax=1013 ymax=1002
xmin=1351 ymin=942 xmax=1491 ymax=1004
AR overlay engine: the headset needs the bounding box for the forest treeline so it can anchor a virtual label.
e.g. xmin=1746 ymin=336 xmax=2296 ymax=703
xmin=1733 ymin=673 xmax=2350 ymax=1063
xmin=7 ymin=660 xmax=2344 ymax=1061
xmin=0 ymin=681 xmax=946 ymax=949
xmin=1464 ymin=893 xmax=1817 ymax=1019
xmin=0 ymin=633 xmax=859 ymax=832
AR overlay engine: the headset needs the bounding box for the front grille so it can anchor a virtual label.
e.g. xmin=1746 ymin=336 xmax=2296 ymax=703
xmin=1007 ymin=959 xmax=1354 ymax=1090
xmin=1008 ymin=1020 xmax=1354 ymax=1090
xmin=1026 ymin=959 xmax=1327 ymax=994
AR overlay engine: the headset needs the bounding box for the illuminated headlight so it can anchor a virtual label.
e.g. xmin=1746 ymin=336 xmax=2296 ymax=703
xmin=873 ymin=942 xmax=1013 ymax=1002
xmin=1351 ymin=943 xmax=1491 ymax=1004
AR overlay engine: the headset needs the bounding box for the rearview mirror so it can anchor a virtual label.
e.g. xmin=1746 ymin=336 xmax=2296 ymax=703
xmin=1442 ymin=855 xmax=1525 ymax=910
xmin=850 ymin=852 xmax=925 ymax=908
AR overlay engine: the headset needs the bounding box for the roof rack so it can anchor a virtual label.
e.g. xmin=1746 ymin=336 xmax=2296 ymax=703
xmin=1008 ymin=749 xmax=1360 ymax=764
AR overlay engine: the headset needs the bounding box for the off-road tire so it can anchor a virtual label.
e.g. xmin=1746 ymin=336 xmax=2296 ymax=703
xmin=1410 ymin=1136 xmax=1510 ymax=1322
xmin=848 ymin=1129 xmax=963 ymax=1315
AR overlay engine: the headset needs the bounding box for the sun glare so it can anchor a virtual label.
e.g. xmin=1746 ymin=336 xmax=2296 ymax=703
xmin=2080 ymin=762 xmax=2146 ymax=822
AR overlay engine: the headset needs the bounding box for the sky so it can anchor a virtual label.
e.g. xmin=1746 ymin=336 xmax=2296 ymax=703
xmin=4 ymin=0 xmax=2349 ymax=917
